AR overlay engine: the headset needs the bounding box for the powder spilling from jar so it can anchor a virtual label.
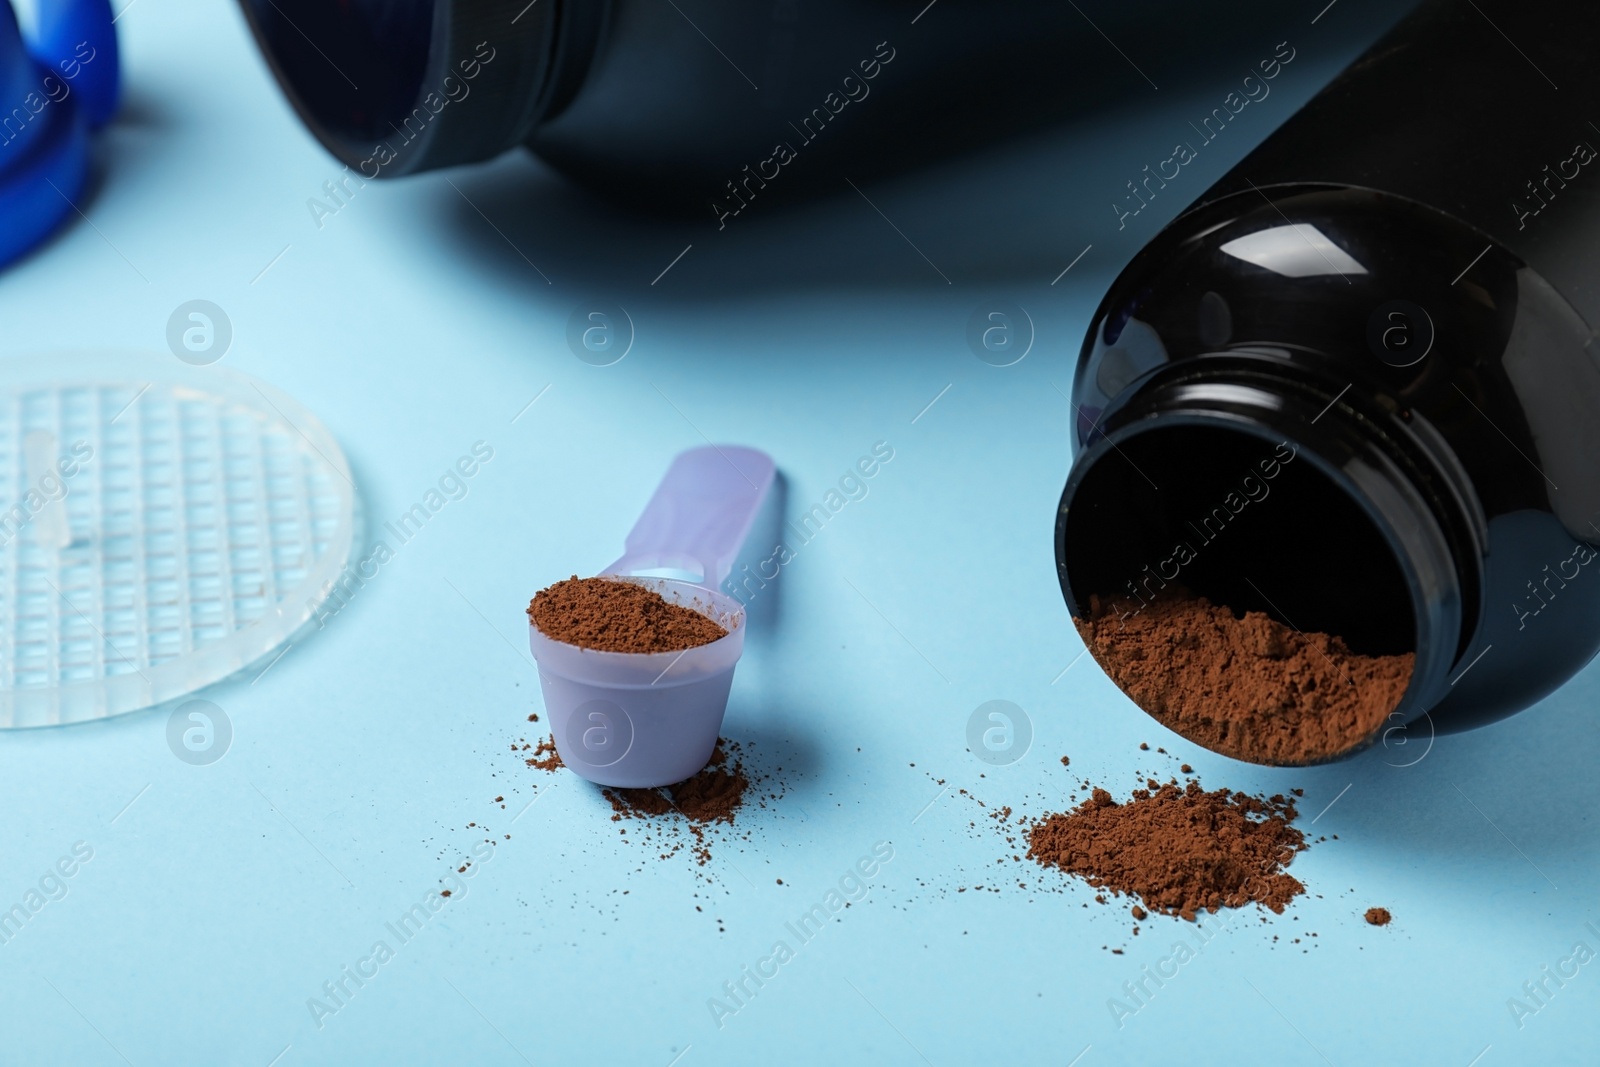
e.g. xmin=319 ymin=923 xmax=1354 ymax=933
xmin=1027 ymin=778 xmax=1307 ymax=921
xmin=528 ymin=575 xmax=728 ymax=653
xmin=1074 ymin=588 xmax=1413 ymax=764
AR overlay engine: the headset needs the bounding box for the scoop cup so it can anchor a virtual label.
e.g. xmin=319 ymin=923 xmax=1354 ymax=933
xmin=528 ymin=446 xmax=774 ymax=788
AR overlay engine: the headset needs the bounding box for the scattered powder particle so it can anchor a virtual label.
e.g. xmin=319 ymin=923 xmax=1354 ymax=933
xmin=526 ymin=737 xmax=563 ymax=772
xmin=440 ymin=889 xmax=452 ymax=898
xmin=1060 ymin=756 xmax=1070 ymax=766
xmin=1027 ymin=778 xmax=1307 ymax=921
xmin=1074 ymin=589 xmax=1414 ymax=764
xmin=1131 ymin=905 xmax=1148 ymax=921
xmin=528 ymin=576 xmax=728 ymax=654
xmin=1139 ymin=743 xmax=1150 ymax=751
xmin=1180 ymin=764 xmax=1193 ymax=774
xmin=1364 ymin=907 xmax=1392 ymax=926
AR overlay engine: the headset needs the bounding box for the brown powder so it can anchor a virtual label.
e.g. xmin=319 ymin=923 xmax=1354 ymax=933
xmin=1364 ymin=907 xmax=1392 ymax=926
xmin=1074 ymin=589 xmax=1414 ymax=764
xmin=606 ymin=741 xmax=748 ymax=825
xmin=609 ymin=786 xmax=676 ymax=817
xmin=528 ymin=576 xmax=728 ymax=653
xmin=666 ymin=762 xmax=749 ymax=822
xmin=1027 ymin=779 xmax=1307 ymax=921
xmin=525 ymin=736 xmax=563 ymax=772
xmin=602 ymin=740 xmax=765 ymax=866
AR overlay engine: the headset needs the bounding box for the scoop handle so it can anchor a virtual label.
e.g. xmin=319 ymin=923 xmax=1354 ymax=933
xmin=604 ymin=445 xmax=774 ymax=590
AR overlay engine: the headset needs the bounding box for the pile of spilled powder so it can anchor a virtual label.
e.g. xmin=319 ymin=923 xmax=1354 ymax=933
xmin=1075 ymin=589 xmax=1414 ymax=764
xmin=604 ymin=740 xmax=751 ymax=865
xmin=523 ymin=735 xmax=777 ymax=869
xmin=528 ymin=576 xmax=728 ymax=653
xmin=1364 ymin=907 xmax=1392 ymax=926
xmin=1027 ymin=779 xmax=1307 ymax=921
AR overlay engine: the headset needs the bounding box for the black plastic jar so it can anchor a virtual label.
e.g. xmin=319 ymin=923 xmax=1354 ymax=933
xmin=1056 ymin=0 xmax=1600 ymax=763
xmin=238 ymin=0 xmax=1329 ymax=217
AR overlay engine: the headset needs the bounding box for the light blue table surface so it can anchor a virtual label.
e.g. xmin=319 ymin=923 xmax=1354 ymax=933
xmin=1 ymin=1 xmax=1596 ymax=1064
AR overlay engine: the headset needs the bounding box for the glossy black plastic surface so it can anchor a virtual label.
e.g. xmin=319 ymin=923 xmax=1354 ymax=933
xmin=1197 ymin=0 xmax=1600 ymax=328
xmin=238 ymin=0 xmax=1377 ymax=214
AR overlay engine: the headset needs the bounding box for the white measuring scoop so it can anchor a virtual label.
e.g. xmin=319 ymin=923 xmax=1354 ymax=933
xmin=529 ymin=445 xmax=774 ymax=788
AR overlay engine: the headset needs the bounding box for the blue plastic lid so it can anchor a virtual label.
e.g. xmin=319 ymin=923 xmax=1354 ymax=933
xmin=0 ymin=0 xmax=119 ymax=270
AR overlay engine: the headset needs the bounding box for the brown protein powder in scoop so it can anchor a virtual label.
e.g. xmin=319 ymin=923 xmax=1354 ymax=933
xmin=1075 ymin=589 xmax=1413 ymax=764
xmin=1027 ymin=779 xmax=1307 ymax=921
xmin=529 ymin=576 xmax=728 ymax=653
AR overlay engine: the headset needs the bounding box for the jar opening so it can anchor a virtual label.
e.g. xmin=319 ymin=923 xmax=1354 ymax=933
xmin=242 ymin=0 xmax=436 ymax=148
xmin=1061 ymin=421 xmax=1415 ymax=659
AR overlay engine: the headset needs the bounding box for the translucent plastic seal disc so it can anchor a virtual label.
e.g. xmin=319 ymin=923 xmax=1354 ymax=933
xmin=0 ymin=354 xmax=356 ymax=727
